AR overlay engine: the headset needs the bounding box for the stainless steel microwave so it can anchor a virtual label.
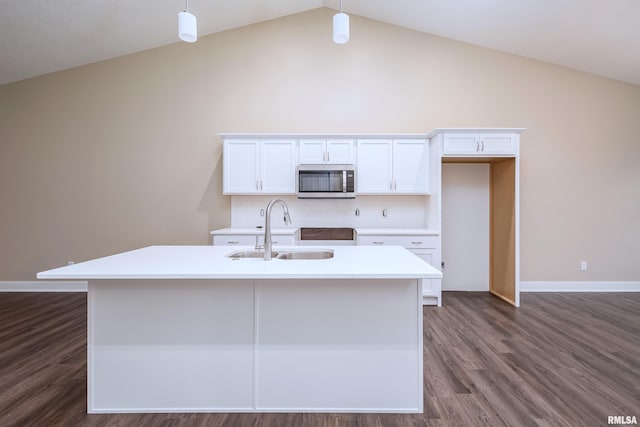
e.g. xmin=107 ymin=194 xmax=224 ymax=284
xmin=297 ymin=164 xmax=356 ymax=199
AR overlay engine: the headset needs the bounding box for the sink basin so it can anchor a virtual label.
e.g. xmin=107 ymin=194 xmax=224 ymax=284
xmin=225 ymin=249 xmax=334 ymax=260
xmin=276 ymin=250 xmax=334 ymax=260
xmin=226 ymin=250 xmax=278 ymax=259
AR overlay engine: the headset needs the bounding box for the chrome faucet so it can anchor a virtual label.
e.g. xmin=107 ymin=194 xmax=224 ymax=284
xmin=263 ymin=199 xmax=292 ymax=260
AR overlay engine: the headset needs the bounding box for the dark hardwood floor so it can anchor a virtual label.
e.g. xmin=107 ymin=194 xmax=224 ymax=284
xmin=1 ymin=291 xmax=638 ymax=426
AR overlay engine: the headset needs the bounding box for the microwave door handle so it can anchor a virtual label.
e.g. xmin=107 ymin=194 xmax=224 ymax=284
xmin=343 ymin=170 xmax=347 ymax=192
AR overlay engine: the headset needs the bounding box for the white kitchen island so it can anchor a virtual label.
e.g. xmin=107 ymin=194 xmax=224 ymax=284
xmin=37 ymin=245 xmax=442 ymax=414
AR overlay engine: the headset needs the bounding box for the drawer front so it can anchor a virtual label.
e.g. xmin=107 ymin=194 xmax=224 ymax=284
xmin=212 ymin=235 xmax=256 ymax=246
xmin=357 ymin=235 xmax=438 ymax=249
xmin=213 ymin=234 xmax=296 ymax=246
xmin=269 ymin=235 xmax=296 ymax=246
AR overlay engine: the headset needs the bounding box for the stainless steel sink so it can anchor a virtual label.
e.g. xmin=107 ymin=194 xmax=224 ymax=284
xmin=225 ymin=249 xmax=334 ymax=260
xmin=226 ymin=250 xmax=278 ymax=259
xmin=276 ymin=250 xmax=334 ymax=260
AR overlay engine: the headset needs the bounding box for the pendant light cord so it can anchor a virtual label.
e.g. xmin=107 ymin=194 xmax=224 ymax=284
xmin=185 ymin=0 xmax=189 ymax=12
xmin=340 ymin=0 xmax=343 ymax=13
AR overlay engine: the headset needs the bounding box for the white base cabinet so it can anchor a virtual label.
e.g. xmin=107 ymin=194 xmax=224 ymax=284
xmin=357 ymin=234 xmax=441 ymax=306
xmin=88 ymin=278 xmax=423 ymax=413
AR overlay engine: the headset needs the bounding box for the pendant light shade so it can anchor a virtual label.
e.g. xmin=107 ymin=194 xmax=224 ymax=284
xmin=178 ymin=1 xmax=197 ymax=43
xmin=333 ymin=12 xmax=349 ymax=44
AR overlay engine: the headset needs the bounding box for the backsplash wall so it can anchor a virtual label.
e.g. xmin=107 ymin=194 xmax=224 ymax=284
xmin=230 ymin=195 xmax=431 ymax=229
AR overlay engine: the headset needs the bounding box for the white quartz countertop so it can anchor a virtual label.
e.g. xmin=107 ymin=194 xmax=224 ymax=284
xmin=37 ymin=245 xmax=442 ymax=280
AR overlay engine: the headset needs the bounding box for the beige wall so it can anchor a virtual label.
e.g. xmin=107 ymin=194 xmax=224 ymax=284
xmin=1 ymin=8 xmax=639 ymax=281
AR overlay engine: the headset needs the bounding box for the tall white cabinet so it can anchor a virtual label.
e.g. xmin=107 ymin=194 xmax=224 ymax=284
xmin=429 ymin=128 xmax=523 ymax=307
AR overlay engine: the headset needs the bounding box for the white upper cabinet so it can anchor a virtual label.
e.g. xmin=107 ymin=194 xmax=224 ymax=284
xmin=260 ymin=140 xmax=297 ymax=193
xmin=443 ymin=133 xmax=517 ymax=156
xmin=327 ymin=140 xmax=354 ymax=163
xmin=223 ymin=140 xmax=260 ymax=194
xmin=357 ymin=139 xmax=429 ymax=194
xmin=393 ymin=140 xmax=430 ymax=193
xmin=299 ymin=139 xmax=354 ymax=164
xmin=223 ymin=139 xmax=296 ymax=194
xmin=357 ymin=140 xmax=393 ymax=193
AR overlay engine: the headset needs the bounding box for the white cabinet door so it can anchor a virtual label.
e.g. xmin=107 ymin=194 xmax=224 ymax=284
xmin=479 ymin=134 xmax=517 ymax=155
xmin=443 ymin=133 xmax=517 ymax=156
xmin=300 ymin=139 xmax=354 ymax=164
xmin=356 ymin=140 xmax=393 ymax=194
xmin=261 ymin=140 xmax=296 ymax=194
xmin=224 ymin=140 xmax=260 ymax=194
xmin=299 ymin=140 xmax=326 ymax=164
xmin=411 ymin=249 xmax=442 ymax=306
xmin=392 ymin=140 xmax=429 ymax=194
xmin=357 ymin=139 xmax=429 ymax=194
xmin=224 ymin=139 xmax=296 ymax=194
xmin=326 ymin=139 xmax=354 ymax=164
xmin=442 ymin=134 xmax=480 ymax=155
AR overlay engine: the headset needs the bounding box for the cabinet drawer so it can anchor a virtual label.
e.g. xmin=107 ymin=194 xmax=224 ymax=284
xmin=267 ymin=235 xmax=296 ymax=246
xmin=212 ymin=235 xmax=256 ymax=246
xmin=212 ymin=234 xmax=296 ymax=246
xmin=357 ymin=235 xmax=438 ymax=249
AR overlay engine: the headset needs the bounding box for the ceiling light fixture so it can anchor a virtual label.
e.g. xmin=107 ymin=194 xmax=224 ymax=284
xmin=333 ymin=0 xmax=349 ymax=44
xmin=178 ymin=0 xmax=197 ymax=43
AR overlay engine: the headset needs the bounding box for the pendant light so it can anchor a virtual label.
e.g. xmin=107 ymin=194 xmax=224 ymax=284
xmin=178 ymin=0 xmax=197 ymax=43
xmin=333 ymin=0 xmax=349 ymax=44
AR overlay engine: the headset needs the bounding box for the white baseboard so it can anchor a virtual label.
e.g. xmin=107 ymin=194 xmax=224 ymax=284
xmin=0 ymin=281 xmax=88 ymax=292
xmin=520 ymin=281 xmax=640 ymax=292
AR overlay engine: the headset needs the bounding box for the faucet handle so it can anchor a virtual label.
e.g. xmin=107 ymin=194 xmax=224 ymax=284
xmin=255 ymin=234 xmax=265 ymax=250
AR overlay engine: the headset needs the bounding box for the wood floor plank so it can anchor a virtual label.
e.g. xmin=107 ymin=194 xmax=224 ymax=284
xmin=0 ymin=291 xmax=638 ymax=426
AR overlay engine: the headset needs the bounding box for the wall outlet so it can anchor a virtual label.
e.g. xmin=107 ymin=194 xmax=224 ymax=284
xmin=580 ymin=261 xmax=588 ymax=271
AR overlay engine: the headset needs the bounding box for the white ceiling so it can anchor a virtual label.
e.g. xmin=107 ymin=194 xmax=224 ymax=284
xmin=1 ymin=0 xmax=638 ymax=86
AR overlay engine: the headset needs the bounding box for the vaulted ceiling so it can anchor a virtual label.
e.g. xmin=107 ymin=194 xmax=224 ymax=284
xmin=1 ymin=0 xmax=638 ymax=86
